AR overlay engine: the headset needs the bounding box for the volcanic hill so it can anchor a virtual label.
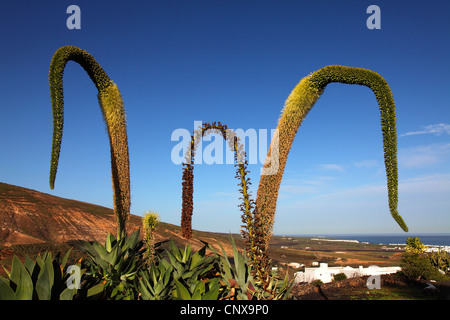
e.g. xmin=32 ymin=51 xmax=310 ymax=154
xmin=0 ymin=182 xmax=236 ymax=252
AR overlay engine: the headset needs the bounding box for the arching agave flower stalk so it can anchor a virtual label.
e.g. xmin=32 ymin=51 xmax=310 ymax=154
xmin=48 ymin=45 xmax=130 ymax=240
xmin=181 ymin=122 xmax=255 ymax=250
xmin=253 ymin=65 xmax=408 ymax=278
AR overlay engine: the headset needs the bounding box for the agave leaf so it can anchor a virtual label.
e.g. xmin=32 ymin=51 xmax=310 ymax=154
xmin=59 ymin=287 xmax=76 ymax=300
xmin=45 ymin=254 xmax=54 ymax=289
xmin=162 ymin=265 xmax=173 ymax=286
xmin=165 ymin=249 xmax=178 ymax=267
xmin=0 ymin=277 xmax=14 ymax=300
xmin=1 ymin=264 xmax=10 ymax=278
xmin=192 ymin=280 xmax=205 ymax=294
xmin=216 ymin=242 xmax=233 ymax=282
xmin=174 ymin=279 xmax=191 ymax=300
xmin=202 ymin=278 xmax=220 ymax=300
xmin=35 ymin=254 xmax=44 ymax=269
xmin=106 ymin=245 xmax=121 ymax=266
xmin=35 ymin=260 xmax=52 ymax=300
xmin=123 ymin=229 xmax=140 ymax=252
xmin=106 ymin=233 xmax=113 ymax=252
xmin=61 ymin=247 xmax=72 ymax=269
xmin=190 ymin=251 xmax=203 ymax=271
xmin=24 ymin=256 xmax=36 ymax=275
xmin=182 ymin=245 xmax=191 ymax=264
xmin=191 ymin=290 xmax=201 ymax=300
xmin=92 ymin=241 xmax=108 ymax=261
xmin=10 ymin=256 xmax=33 ymax=300
xmin=236 ymin=255 xmax=247 ymax=286
xmin=169 ymin=239 xmax=182 ymax=261
xmin=138 ymin=276 xmax=153 ymax=300
xmin=87 ymin=282 xmax=106 ymax=298
xmin=160 ymin=258 xmax=173 ymax=272
xmin=229 ymin=236 xmax=249 ymax=285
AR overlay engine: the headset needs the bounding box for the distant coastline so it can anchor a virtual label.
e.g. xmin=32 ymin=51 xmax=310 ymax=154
xmin=278 ymin=233 xmax=450 ymax=247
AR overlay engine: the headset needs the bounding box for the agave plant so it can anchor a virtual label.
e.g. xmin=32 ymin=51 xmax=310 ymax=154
xmin=428 ymin=250 xmax=450 ymax=272
xmin=172 ymin=277 xmax=221 ymax=300
xmin=48 ymin=45 xmax=130 ymax=239
xmin=138 ymin=239 xmax=221 ymax=300
xmin=208 ymin=236 xmax=293 ymax=300
xmin=77 ymin=230 xmax=143 ymax=300
xmin=163 ymin=239 xmax=217 ymax=284
xmin=252 ymin=65 xmax=408 ymax=281
xmin=0 ymin=250 xmax=80 ymax=300
xmin=166 ymin=240 xmax=221 ymax=300
xmin=138 ymin=256 xmax=174 ymax=300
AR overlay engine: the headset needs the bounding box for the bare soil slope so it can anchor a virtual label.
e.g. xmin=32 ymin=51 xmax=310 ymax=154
xmin=0 ymin=182 xmax=241 ymax=255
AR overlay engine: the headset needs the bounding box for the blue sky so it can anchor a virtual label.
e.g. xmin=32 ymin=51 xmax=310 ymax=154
xmin=0 ymin=0 xmax=449 ymax=235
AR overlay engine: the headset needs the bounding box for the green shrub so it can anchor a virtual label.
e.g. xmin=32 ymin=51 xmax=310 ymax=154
xmin=333 ymin=273 xmax=347 ymax=281
xmin=405 ymin=237 xmax=427 ymax=254
xmin=400 ymin=252 xmax=444 ymax=281
xmin=311 ymin=279 xmax=323 ymax=286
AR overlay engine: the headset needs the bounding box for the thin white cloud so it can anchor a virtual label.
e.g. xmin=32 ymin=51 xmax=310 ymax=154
xmin=399 ymin=143 xmax=450 ymax=169
xmin=317 ymin=163 xmax=345 ymax=173
xmin=280 ymin=184 xmax=319 ymax=194
xmin=281 ymin=173 xmax=450 ymax=207
xmin=276 ymin=174 xmax=450 ymax=233
xmin=354 ymin=159 xmax=379 ymax=169
xmin=400 ymin=123 xmax=450 ymax=137
xmin=278 ymin=176 xmax=336 ymax=198
xmin=399 ymin=174 xmax=450 ymax=195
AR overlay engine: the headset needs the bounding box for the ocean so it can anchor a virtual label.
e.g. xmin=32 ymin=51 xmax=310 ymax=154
xmin=285 ymin=233 xmax=450 ymax=247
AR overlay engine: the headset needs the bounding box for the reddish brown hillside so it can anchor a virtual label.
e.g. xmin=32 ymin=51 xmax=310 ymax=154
xmin=0 ymin=182 xmax=240 ymax=254
xmin=0 ymin=182 xmax=143 ymax=246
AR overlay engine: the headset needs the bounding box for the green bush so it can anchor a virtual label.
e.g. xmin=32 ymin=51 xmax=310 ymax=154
xmin=400 ymin=253 xmax=445 ymax=281
xmin=311 ymin=279 xmax=323 ymax=286
xmin=405 ymin=237 xmax=427 ymax=254
xmin=333 ymin=273 xmax=347 ymax=281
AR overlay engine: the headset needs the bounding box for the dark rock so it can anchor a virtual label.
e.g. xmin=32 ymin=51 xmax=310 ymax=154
xmin=423 ymin=283 xmax=440 ymax=297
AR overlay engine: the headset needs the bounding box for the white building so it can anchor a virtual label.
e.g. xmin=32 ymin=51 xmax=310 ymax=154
xmin=424 ymin=246 xmax=450 ymax=253
xmin=294 ymin=263 xmax=401 ymax=284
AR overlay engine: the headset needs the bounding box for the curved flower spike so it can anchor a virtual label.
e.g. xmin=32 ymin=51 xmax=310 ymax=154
xmin=181 ymin=122 xmax=255 ymax=248
xmin=254 ymin=65 xmax=408 ymax=258
xmin=48 ymin=45 xmax=130 ymax=239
